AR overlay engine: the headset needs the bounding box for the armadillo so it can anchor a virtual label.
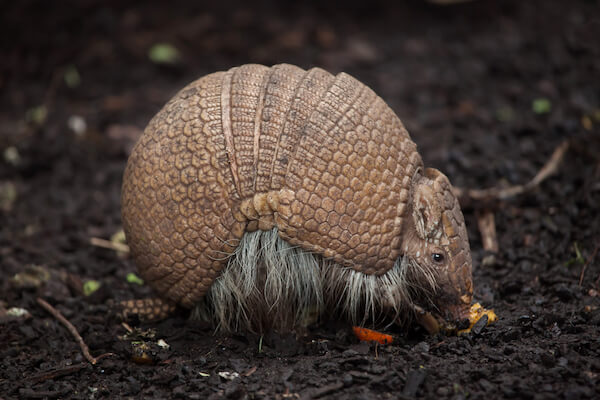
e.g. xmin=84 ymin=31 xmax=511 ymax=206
xmin=121 ymin=63 xmax=474 ymax=333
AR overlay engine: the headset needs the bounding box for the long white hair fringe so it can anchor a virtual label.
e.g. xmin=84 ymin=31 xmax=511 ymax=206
xmin=191 ymin=228 xmax=438 ymax=333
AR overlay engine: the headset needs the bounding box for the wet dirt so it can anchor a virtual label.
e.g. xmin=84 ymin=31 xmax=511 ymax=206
xmin=1 ymin=0 xmax=599 ymax=398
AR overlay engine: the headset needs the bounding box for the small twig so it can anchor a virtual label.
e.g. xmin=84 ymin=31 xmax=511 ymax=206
xmin=430 ymin=340 xmax=446 ymax=349
xmin=476 ymin=210 xmax=498 ymax=253
xmin=122 ymin=322 xmax=134 ymax=333
xmin=18 ymin=387 xmax=72 ymax=399
xmin=26 ymin=362 xmax=89 ymax=384
xmin=305 ymin=381 xmax=345 ymax=399
xmin=581 ymin=241 xmax=600 ymax=286
xmin=36 ymin=298 xmax=114 ymax=365
xmin=455 ymin=140 xmax=570 ymax=205
xmin=90 ymin=237 xmax=130 ymax=253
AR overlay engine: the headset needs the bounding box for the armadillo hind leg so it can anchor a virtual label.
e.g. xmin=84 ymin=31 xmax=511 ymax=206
xmin=191 ymin=228 xmax=419 ymax=333
xmin=119 ymin=297 xmax=177 ymax=322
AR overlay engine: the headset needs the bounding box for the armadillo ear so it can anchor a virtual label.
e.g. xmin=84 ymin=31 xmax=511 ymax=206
xmin=412 ymin=183 xmax=442 ymax=239
xmin=424 ymin=167 xmax=443 ymax=181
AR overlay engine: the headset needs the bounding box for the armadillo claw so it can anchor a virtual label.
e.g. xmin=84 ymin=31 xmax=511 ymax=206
xmin=413 ymin=305 xmax=441 ymax=334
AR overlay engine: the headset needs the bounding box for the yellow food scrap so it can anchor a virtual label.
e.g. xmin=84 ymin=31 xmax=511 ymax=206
xmin=457 ymin=303 xmax=497 ymax=335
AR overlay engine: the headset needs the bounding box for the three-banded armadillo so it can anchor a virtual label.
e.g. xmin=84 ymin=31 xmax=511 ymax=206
xmin=121 ymin=63 xmax=473 ymax=333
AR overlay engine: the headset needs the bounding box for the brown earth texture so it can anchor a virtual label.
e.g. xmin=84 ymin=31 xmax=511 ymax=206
xmin=1 ymin=0 xmax=600 ymax=399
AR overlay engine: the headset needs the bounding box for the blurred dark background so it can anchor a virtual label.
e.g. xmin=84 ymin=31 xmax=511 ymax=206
xmin=1 ymin=0 xmax=599 ymax=267
xmin=2 ymin=0 xmax=597 ymax=145
xmin=1 ymin=2 xmax=600 ymax=398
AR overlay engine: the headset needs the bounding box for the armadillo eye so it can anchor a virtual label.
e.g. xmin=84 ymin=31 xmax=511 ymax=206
xmin=432 ymin=253 xmax=444 ymax=263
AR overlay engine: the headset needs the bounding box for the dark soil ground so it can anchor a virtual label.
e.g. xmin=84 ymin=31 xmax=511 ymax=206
xmin=1 ymin=0 xmax=600 ymax=398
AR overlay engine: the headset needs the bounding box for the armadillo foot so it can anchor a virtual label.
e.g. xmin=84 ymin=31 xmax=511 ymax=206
xmin=118 ymin=298 xmax=177 ymax=322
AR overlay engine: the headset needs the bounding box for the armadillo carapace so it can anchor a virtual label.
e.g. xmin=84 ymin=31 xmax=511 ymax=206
xmin=121 ymin=64 xmax=474 ymax=333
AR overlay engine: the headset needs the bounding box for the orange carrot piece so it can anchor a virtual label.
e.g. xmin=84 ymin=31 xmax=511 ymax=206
xmin=352 ymin=327 xmax=394 ymax=345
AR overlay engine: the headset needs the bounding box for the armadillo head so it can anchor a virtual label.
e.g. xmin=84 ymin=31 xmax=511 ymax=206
xmin=401 ymin=168 xmax=473 ymax=333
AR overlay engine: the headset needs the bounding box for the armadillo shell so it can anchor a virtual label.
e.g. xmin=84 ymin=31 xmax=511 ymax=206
xmin=121 ymin=64 xmax=423 ymax=308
